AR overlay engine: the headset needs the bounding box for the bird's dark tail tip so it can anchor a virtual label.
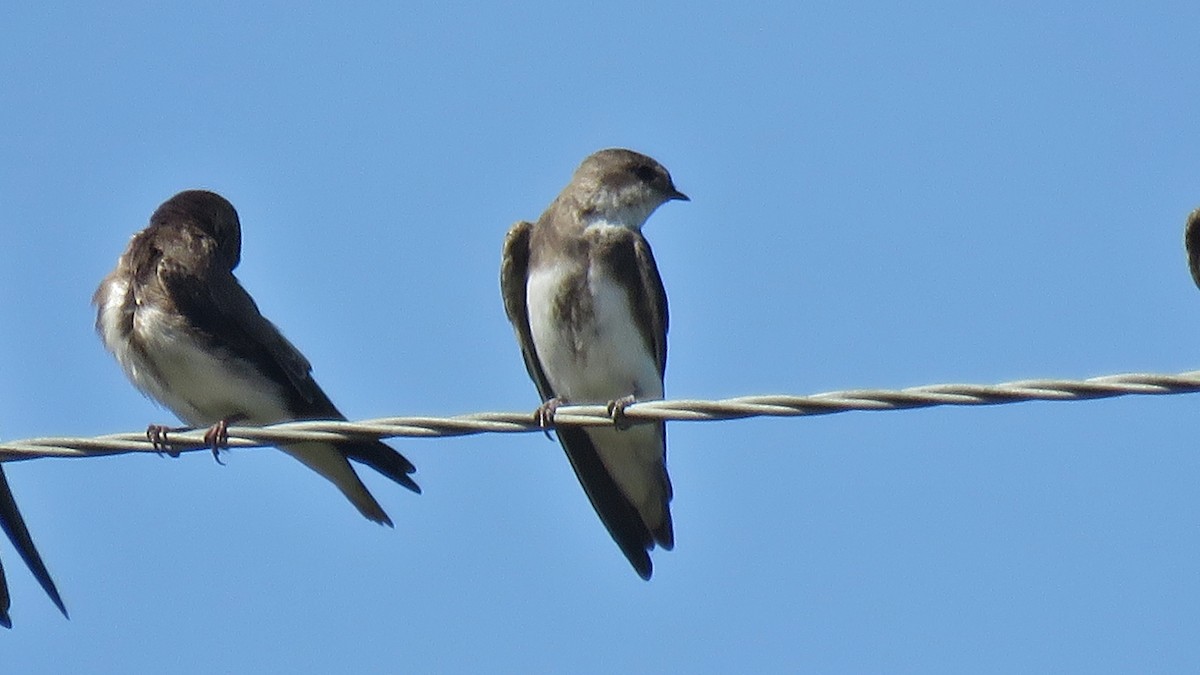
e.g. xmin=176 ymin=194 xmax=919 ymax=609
xmin=342 ymin=441 xmax=421 ymax=494
xmin=0 ymin=468 xmax=68 ymax=620
xmin=634 ymin=558 xmax=653 ymax=581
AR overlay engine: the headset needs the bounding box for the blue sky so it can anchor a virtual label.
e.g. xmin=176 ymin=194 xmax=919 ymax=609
xmin=2 ymin=2 xmax=1199 ymax=672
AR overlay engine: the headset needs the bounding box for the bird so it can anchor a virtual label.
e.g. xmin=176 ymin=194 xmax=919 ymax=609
xmin=94 ymin=189 xmax=419 ymax=525
xmin=500 ymin=148 xmax=688 ymax=579
xmin=0 ymin=465 xmax=67 ymax=627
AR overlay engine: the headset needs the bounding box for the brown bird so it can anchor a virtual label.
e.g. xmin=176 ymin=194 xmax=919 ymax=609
xmin=501 ymin=149 xmax=688 ymax=578
xmin=94 ymin=190 xmax=419 ymax=525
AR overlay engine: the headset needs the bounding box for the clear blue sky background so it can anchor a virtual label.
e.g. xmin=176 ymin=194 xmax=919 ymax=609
xmin=2 ymin=2 xmax=1198 ymax=672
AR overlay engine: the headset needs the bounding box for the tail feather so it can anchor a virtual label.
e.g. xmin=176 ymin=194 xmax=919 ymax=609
xmin=278 ymin=442 xmax=394 ymax=526
xmin=341 ymin=441 xmax=421 ymax=494
xmin=0 ymin=466 xmax=68 ymax=620
xmin=558 ymin=427 xmax=660 ymax=580
xmin=0 ymin=557 xmax=11 ymax=629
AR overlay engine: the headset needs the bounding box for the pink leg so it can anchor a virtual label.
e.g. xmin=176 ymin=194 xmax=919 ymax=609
xmin=534 ymin=397 xmax=565 ymax=440
xmin=606 ymin=394 xmax=638 ymax=431
xmin=146 ymin=424 xmax=185 ymax=457
xmin=203 ymin=414 xmax=246 ymax=465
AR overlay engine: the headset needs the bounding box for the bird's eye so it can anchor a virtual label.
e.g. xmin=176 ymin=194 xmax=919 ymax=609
xmin=633 ymin=164 xmax=657 ymax=182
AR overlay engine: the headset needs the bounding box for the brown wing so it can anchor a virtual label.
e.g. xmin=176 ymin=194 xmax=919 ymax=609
xmin=633 ymin=234 xmax=668 ymax=377
xmin=597 ymin=230 xmax=668 ymax=378
xmin=500 ymin=220 xmax=556 ymax=402
xmin=159 ymin=261 xmax=321 ymax=409
xmin=156 ymin=229 xmax=418 ymax=492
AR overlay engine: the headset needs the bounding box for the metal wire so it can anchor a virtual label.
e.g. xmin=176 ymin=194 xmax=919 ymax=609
xmin=3 ymin=369 xmax=1199 ymax=462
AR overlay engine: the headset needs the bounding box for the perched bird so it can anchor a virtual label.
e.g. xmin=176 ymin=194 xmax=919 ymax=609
xmin=94 ymin=190 xmax=419 ymax=525
xmin=501 ymin=148 xmax=688 ymax=579
xmin=0 ymin=465 xmax=67 ymax=627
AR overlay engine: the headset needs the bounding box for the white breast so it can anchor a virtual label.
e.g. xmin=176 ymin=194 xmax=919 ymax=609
xmin=526 ymin=261 xmax=662 ymax=404
xmin=95 ymin=277 xmax=291 ymax=426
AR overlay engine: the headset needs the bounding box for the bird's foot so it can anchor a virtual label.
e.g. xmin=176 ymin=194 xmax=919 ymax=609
xmin=607 ymin=395 xmax=638 ymax=431
xmin=146 ymin=424 xmax=184 ymax=457
xmin=534 ymin=398 xmax=565 ymax=440
xmin=203 ymin=415 xmax=244 ymax=465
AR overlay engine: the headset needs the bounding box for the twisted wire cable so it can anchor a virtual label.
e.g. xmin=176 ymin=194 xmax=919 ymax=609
xmin=3 ymin=369 xmax=1198 ymax=462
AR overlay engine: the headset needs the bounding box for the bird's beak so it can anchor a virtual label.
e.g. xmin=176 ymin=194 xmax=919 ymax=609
xmin=669 ymin=188 xmax=690 ymax=202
